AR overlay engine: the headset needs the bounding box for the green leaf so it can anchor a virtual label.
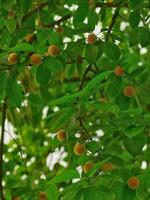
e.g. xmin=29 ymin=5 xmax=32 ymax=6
xmin=129 ymin=0 xmax=143 ymax=9
xmin=138 ymin=27 xmax=150 ymax=47
xmin=73 ymin=2 xmax=89 ymax=27
xmin=6 ymin=76 xmax=23 ymax=107
xmin=50 ymin=107 xmax=75 ymax=131
xmin=82 ymin=71 xmax=112 ymax=96
xmin=106 ymin=76 xmax=123 ymax=100
xmin=11 ymin=43 xmax=34 ymax=52
xmin=47 ymin=183 xmax=58 ymax=200
xmin=124 ymin=125 xmax=144 ymax=139
xmin=36 ymin=64 xmax=51 ymax=85
xmin=129 ymin=28 xmax=139 ymax=47
xmin=85 ymin=44 xmax=99 ymax=64
xmin=87 ymin=9 xmax=99 ymax=30
xmin=51 ymin=170 xmax=79 ymax=183
xmin=5 ymin=18 xmax=17 ymax=33
xmin=48 ymin=91 xmax=82 ymax=106
xmin=45 ymin=57 xmax=63 ymax=71
xmin=63 ymin=182 xmax=83 ymax=200
xmin=129 ymin=10 xmax=140 ymax=28
xmin=88 ymin=102 xmax=120 ymax=115
xmin=103 ymin=42 xmax=120 ymax=61
xmin=119 ymin=185 xmax=136 ymax=200
xmin=123 ymin=133 xmax=146 ymax=156
xmin=83 ymin=186 xmax=116 ymax=200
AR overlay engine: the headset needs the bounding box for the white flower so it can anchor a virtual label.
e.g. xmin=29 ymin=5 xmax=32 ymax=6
xmin=46 ymin=147 xmax=68 ymax=171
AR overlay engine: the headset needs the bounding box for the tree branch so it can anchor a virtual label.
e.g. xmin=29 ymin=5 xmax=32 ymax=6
xmin=105 ymin=6 xmax=120 ymax=41
xmin=0 ymin=98 xmax=7 ymax=200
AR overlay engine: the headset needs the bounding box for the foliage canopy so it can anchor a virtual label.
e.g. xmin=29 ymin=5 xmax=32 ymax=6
xmin=0 ymin=0 xmax=150 ymax=199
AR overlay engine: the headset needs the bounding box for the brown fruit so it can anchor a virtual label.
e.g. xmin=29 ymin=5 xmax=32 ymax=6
xmin=56 ymin=129 xmax=66 ymax=142
xmin=12 ymin=197 xmax=20 ymax=200
xmin=56 ymin=26 xmax=64 ymax=35
xmin=8 ymin=53 xmax=18 ymax=65
xmin=88 ymin=0 xmax=95 ymax=8
xmin=99 ymin=97 xmax=107 ymax=103
xmin=114 ymin=66 xmax=124 ymax=77
xmin=8 ymin=9 xmax=15 ymax=19
xmin=25 ymin=33 xmax=34 ymax=43
xmin=48 ymin=45 xmax=60 ymax=57
xmin=83 ymin=161 xmax=94 ymax=174
xmin=74 ymin=143 xmax=86 ymax=156
xmin=123 ymin=85 xmax=135 ymax=97
xmin=101 ymin=162 xmax=116 ymax=172
xmin=39 ymin=192 xmax=47 ymax=200
xmin=107 ymin=0 xmax=113 ymax=3
xmin=30 ymin=53 xmax=42 ymax=65
xmin=87 ymin=33 xmax=97 ymax=45
xmin=127 ymin=176 xmax=140 ymax=190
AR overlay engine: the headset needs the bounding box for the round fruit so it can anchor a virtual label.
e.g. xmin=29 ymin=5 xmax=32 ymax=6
xmin=99 ymin=97 xmax=107 ymax=103
xmin=8 ymin=53 xmax=18 ymax=65
xmin=35 ymin=17 xmax=42 ymax=27
xmin=87 ymin=33 xmax=97 ymax=45
xmin=123 ymin=85 xmax=135 ymax=97
xmin=56 ymin=129 xmax=66 ymax=142
xmin=12 ymin=198 xmax=20 ymax=200
xmin=114 ymin=66 xmax=124 ymax=77
xmin=25 ymin=33 xmax=34 ymax=43
xmin=101 ymin=162 xmax=116 ymax=172
xmin=48 ymin=45 xmax=60 ymax=57
xmin=127 ymin=176 xmax=140 ymax=190
xmin=30 ymin=53 xmax=41 ymax=65
xmin=56 ymin=26 xmax=64 ymax=34
xmin=74 ymin=143 xmax=86 ymax=156
xmin=39 ymin=192 xmax=47 ymax=200
xmin=83 ymin=161 xmax=94 ymax=174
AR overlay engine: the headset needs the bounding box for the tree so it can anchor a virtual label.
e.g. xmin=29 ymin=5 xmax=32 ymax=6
xmin=0 ymin=0 xmax=150 ymax=199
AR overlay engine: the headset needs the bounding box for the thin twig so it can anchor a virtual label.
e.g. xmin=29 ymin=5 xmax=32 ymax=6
xmin=0 ymin=98 xmax=7 ymax=200
xmin=105 ymin=6 xmax=120 ymax=41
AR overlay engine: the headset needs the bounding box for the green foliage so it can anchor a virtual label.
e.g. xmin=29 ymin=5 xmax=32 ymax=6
xmin=0 ymin=0 xmax=149 ymax=199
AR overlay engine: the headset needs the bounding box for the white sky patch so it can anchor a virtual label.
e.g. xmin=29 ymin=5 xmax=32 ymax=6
xmin=142 ymin=144 xmax=147 ymax=151
xmin=46 ymin=147 xmax=68 ymax=171
xmin=120 ymin=22 xmax=128 ymax=31
xmin=53 ymin=106 xmax=59 ymax=112
xmin=95 ymin=129 xmax=104 ymax=137
xmin=21 ymin=99 xmax=28 ymax=107
xmin=141 ymin=161 xmax=147 ymax=169
xmin=140 ymin=48 xmax=148 ymax=55
xmin=42 ymin=106 xmax=49 ymax=119
xmin=0 ymin=119 xmax=17 ymax=144
xmin=75 ymin=133 xmax=81 ymax=138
